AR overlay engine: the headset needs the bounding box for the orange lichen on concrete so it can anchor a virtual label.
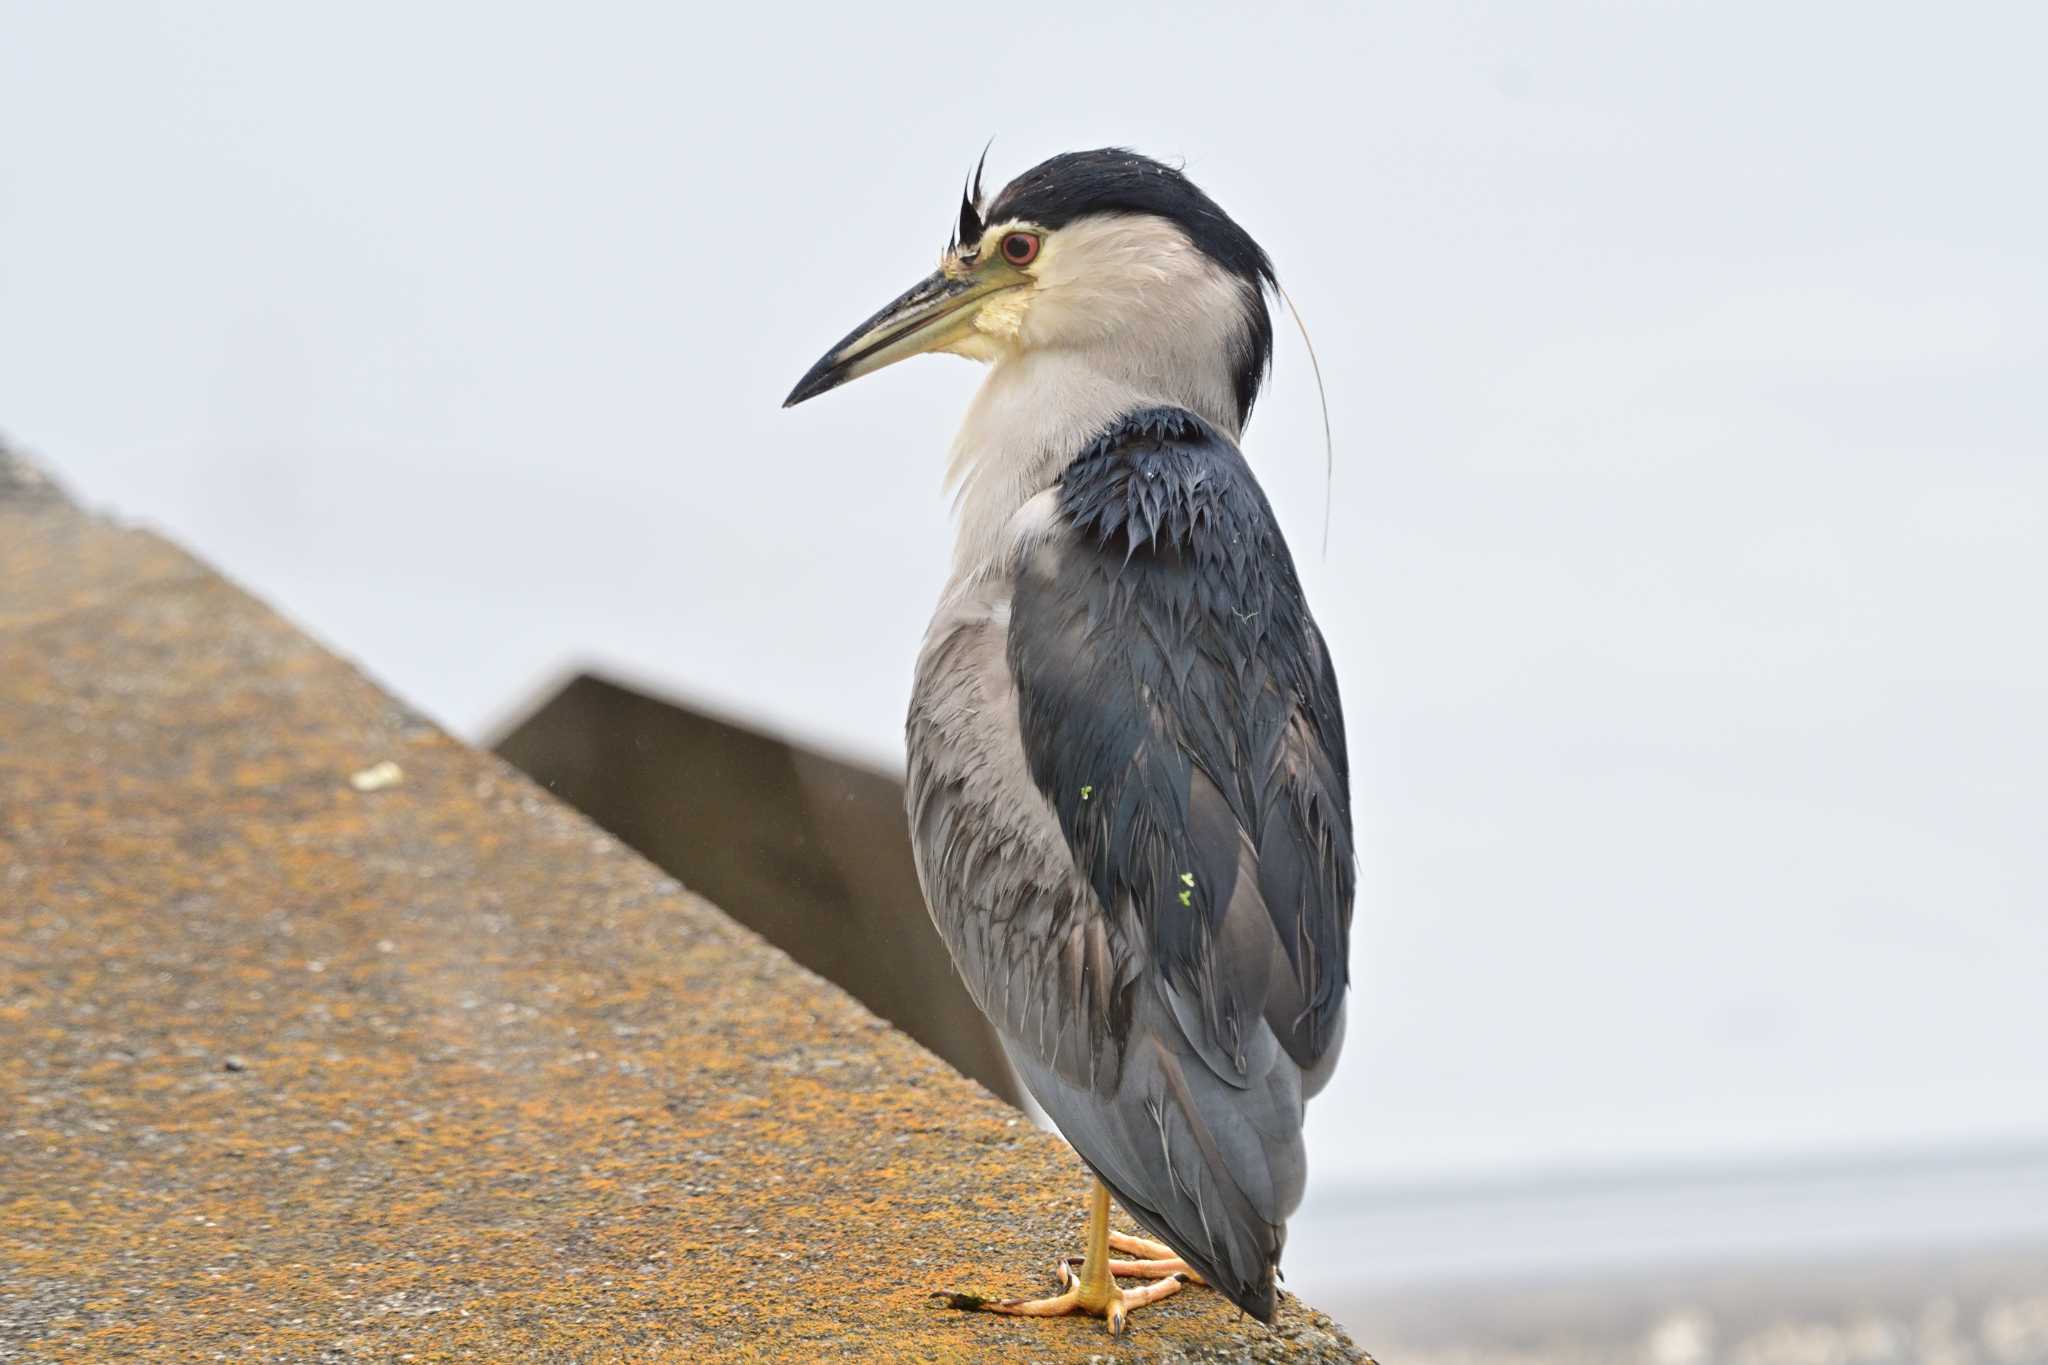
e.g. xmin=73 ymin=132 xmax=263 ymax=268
xmin=0 ymin=449 xmax=1370 ymax=1362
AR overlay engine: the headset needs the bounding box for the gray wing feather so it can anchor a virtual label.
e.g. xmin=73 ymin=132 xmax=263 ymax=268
xmin=906 ymin=587 xmax=1137 ymax=1095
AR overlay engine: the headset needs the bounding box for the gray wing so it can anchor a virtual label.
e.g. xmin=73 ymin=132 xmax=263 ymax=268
xmin=905 ymin=408 xmax=1354 ymax=1321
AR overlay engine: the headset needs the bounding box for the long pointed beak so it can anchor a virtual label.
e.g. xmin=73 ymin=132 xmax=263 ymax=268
xmin=783 ymin=263 xmax=1026 ymax=407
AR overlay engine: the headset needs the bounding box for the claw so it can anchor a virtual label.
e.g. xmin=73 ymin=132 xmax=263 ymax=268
xmin=936 ymin=1180 xmax=1200 ymax=1334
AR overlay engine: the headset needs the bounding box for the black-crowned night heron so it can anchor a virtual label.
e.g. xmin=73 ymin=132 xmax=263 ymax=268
xmin=785 ymin=148 xmax=1354 ymax=1335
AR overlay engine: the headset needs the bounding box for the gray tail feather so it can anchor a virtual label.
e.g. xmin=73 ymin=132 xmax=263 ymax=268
xmin=1097 ymin=1169 xmax=1282 ymax=1321
xmin=1003 ymin=988 xmax=1306 ymax=1323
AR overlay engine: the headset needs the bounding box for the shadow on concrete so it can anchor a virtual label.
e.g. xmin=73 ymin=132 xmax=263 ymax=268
xmin=490 ymin=672 xmax=1020 ymax=1107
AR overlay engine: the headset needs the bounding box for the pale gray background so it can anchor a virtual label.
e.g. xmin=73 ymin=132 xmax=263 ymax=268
xmin=6 ymin=0 xmax=2044 ymax=1311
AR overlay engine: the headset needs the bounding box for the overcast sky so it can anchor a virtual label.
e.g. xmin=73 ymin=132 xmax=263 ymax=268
xmin=5 ymin=0 xmax=2045 ymax=1257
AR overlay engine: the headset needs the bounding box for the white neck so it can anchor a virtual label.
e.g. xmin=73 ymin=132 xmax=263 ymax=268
xmin=944 ymin=343 xmax=1244 ymax=579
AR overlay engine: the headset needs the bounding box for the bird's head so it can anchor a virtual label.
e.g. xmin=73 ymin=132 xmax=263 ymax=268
xmin=784 ymin=148 xmax=1277 ymax=430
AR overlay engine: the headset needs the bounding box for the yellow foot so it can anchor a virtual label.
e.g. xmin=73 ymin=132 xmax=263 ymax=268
xmin=936 ymin=1180 xmax=1200 ymax=1335
xmin=1052 ymin=1229 xmax=1208 ymax=1283
xmin=1109 ymin=1230 xmax=1177 ymax=1260
xmin=937 ymin=1272 xmax=1191 ymax=1336
xmin=1092 ymin=1230 xmax=1206 ymax=1283
xmin=1061 ymin=1230 xmax=1205 ymax=1283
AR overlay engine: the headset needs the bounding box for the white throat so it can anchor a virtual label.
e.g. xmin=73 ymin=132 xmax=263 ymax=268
xmin=945 ymin=345 xmax=1255 ymax=580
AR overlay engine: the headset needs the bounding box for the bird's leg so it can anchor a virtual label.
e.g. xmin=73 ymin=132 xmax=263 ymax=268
xmin=937 ymin=1180 xmax=1191 ymax=1334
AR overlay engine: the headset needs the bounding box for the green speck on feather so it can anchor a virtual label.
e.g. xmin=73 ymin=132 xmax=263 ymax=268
xmin=1080 ymin=784 xmax=1093 ymax=801
xmin=1177 ymin=889 xmax=1192 ymax=907
xmin=1180 ymin=871 xmax=1196 ymax=887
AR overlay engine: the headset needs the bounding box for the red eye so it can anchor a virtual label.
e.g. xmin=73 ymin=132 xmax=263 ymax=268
xmin=1000 ymin=231 xmax=1040 ymax=266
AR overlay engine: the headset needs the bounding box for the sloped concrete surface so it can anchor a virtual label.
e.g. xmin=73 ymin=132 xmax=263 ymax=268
xmin=0 ymin=445 xmax=1370 ymax=1363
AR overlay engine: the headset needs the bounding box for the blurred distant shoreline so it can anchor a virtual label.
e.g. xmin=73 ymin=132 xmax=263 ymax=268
xmin=1295 ymin=1142 xmax=2048 ymax=1357
xmin=1332 ymin=1243 xmax=2048 ymax=1364
xmin=1293 ymin=1139 xmax=2048 ymax=1293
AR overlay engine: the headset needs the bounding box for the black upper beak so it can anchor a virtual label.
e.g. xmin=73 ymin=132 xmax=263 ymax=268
xmin=783 ymin=267 xmax=1017 ymax=408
